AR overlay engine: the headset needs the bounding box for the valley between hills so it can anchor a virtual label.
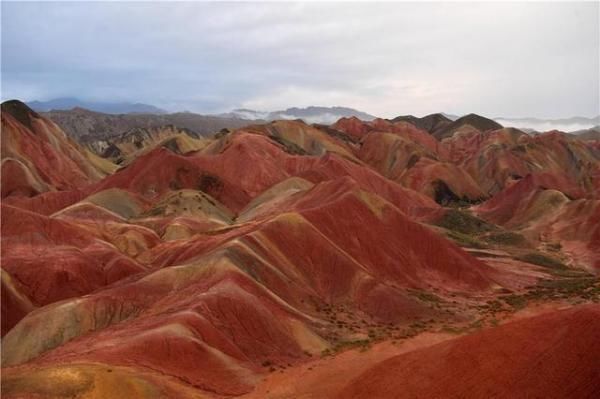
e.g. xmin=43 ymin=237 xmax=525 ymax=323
xmin=1 ymin=100 xmax=599 ymax=398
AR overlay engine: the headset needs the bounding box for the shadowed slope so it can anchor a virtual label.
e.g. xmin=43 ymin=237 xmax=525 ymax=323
xmin=391 ymin=113 xmax=452 ymax=135
xmin=434 ymin=113 xmax=502 ymax=140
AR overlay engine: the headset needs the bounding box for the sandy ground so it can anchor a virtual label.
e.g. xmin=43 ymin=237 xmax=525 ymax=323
xmin=242 ymin=300 xmax=578 ymax=399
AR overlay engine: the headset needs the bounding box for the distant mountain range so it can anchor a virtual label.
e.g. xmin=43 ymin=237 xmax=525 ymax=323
xmin=220 ymin=106 xmax=376 ymax=124
xmin=220 ymin=108 xmax=599 ymax=133
xmin=27 ymin=98 xmax=167 ymax=114
xmin=28 ymin=100 xmax=376 ymax=124
xmin=25 ymin=97 xmax=599 ymax=134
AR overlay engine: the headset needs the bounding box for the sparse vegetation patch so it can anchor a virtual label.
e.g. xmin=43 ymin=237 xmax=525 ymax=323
xmin=517 ymin=252 xmax=566 ymax=269
xmin=435 ymin=209 xmax=497 ymax=235
xmin=483 ymin=232 xmax=528 ymax=247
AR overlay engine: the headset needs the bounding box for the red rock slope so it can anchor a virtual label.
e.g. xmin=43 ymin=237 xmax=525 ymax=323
xmin=338 ymin=305 xmax=600 ymax=398
xmin=1 ymin=105 xmax=599 ymax=398
xmin=1 ymin=100 xmax=106 ymax=197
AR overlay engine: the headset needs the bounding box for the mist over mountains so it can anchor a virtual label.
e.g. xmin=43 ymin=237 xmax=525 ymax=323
xmin=495 ymin=115 xmax=600 ymax=133
xmin=220 ymin=106 xmax=376 ymax=124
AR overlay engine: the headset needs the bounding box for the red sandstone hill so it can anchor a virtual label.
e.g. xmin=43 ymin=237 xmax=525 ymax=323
xmin=0 ymin=204 xmax=148 ymax=335
xmin=474 ymin=172 xmax=600 ymax=271
xmin=1 ymin=100 xmax=107 ymax=198
xmin=1 ymin=101 xmax=599 ymax=398
xmin=444 ymin=128 xmax=600 ymax=197
xmin=2 ymin=177 xmax=493 ymax=396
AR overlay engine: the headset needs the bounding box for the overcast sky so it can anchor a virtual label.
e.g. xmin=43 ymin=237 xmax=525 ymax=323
xmin=2 ymin=1 xmax=599 ymax=118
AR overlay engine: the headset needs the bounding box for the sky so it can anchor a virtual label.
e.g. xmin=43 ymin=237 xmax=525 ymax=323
xmin=1 ymin=1 xmax=599 ymax=118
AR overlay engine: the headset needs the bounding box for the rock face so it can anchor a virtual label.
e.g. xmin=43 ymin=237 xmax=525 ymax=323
xmin=1 ymin=100 xmax=599 ymax=398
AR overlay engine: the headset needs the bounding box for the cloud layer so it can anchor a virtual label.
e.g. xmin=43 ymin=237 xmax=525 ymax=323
xmin=2 ymin=2 xmax=598 ymax=118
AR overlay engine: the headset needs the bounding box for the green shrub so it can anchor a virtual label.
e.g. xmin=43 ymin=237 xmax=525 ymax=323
xmin=546 ymin=242 xmax=562 ymax=252
xmin=517 ymin=253 xmax=566 ymax=269
xmin=483 ymin=232 xmax=528 ymax=247
xmin=269 ymin=135 xmax=308 ymax=155
xmin=435 ymin=209 xmax=497 ymax=235
xmin=410 ymin=290 xmax=442 ymax=303
xmin=502 ymin=294 xmax=527 ymax=309
xmin=445 ymin=230 xmax=487 ymax=249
